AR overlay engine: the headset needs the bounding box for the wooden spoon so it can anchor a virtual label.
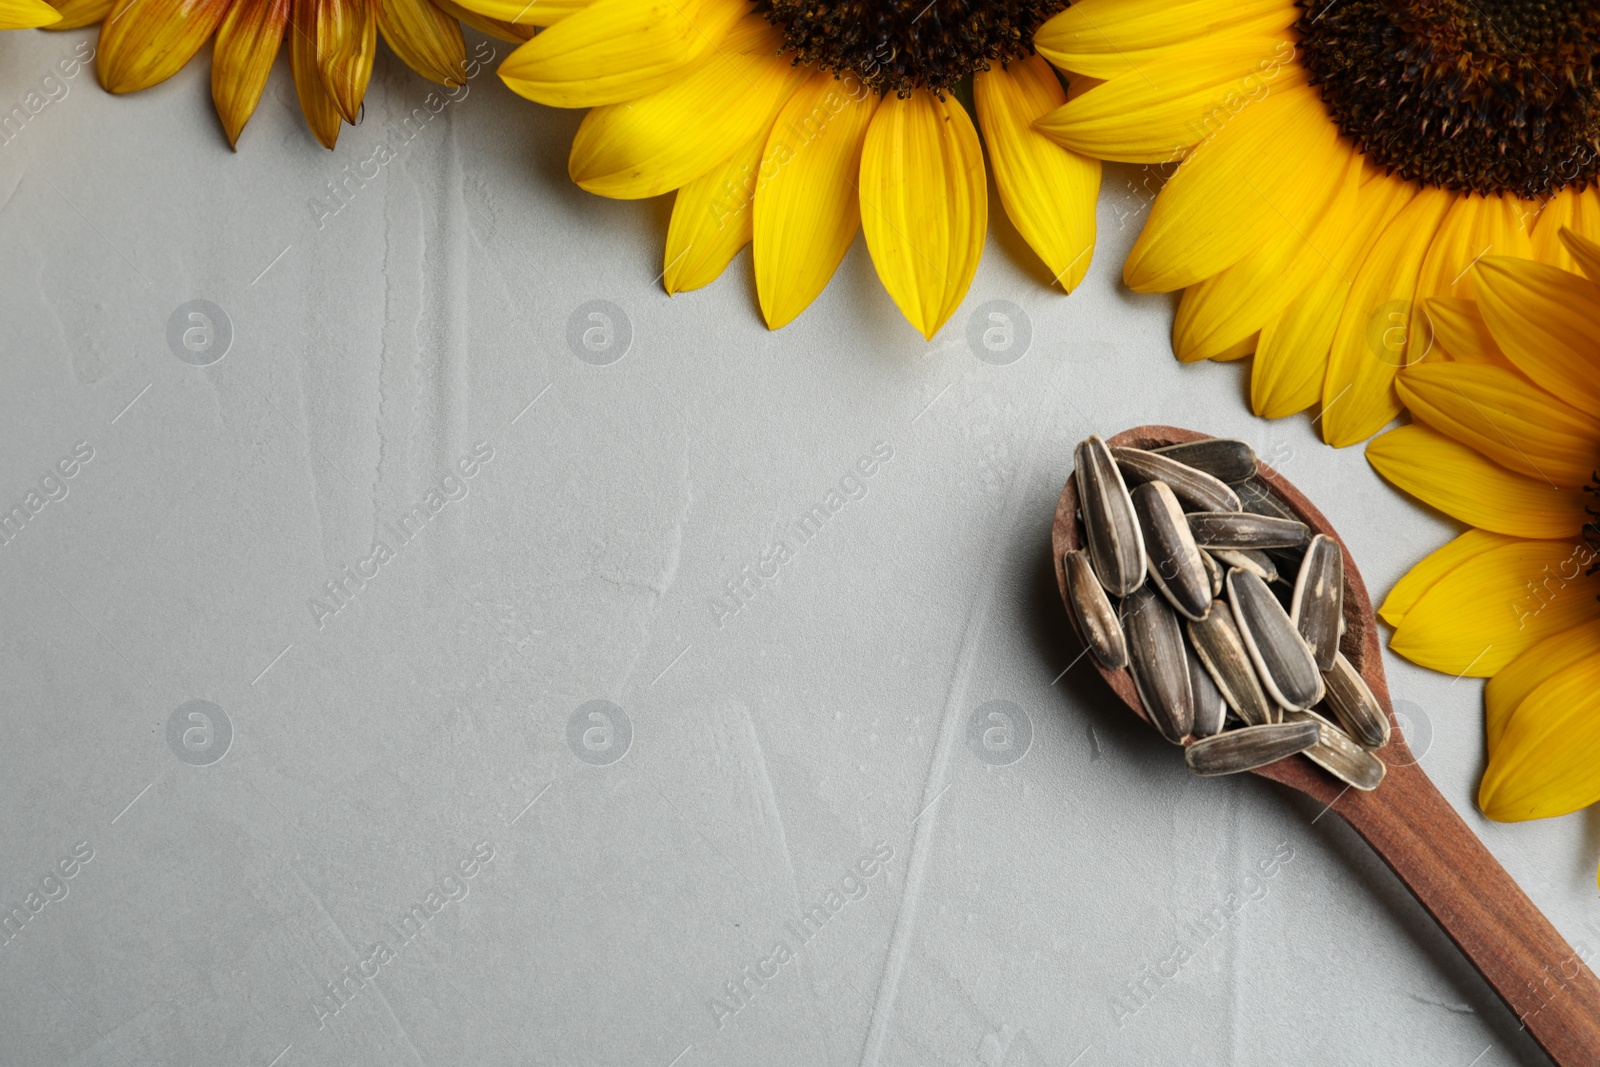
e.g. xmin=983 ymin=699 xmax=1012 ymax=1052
xmin=1052 ymin=425 xmax=1600 ymax=1064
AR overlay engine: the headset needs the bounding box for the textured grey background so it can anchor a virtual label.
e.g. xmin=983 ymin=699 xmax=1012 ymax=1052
xmin=1 ymin=27 xmax=1595 ymax=1067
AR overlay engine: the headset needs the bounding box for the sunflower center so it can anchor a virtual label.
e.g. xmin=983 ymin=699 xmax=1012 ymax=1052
xmin=1297 ymin=0 xmax=1600 ymax=197
xmin=763 ymin=0 xmax=1068 ymax=95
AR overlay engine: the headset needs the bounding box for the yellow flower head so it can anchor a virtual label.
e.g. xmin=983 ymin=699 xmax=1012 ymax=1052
xmin=1035 ymin=0 xmax=1600 ymax=445
xmin=71 ymin=0 xmax=531 ymax=147
xmin=1364 ymin=230 xmax=1600 ymax=874
xmin=465 ymin=0 xmax=1104 ymax=338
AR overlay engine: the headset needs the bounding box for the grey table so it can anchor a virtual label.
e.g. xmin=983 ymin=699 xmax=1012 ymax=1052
xmin=0 ymin=27 xmax=1589 ymax=1067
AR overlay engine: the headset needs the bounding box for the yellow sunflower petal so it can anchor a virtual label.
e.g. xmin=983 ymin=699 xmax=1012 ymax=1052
xmin=1485 ymin=620 xmax=1600 ymax=754
xmin=1389 ymin=537 xmax=1600 ymax=677
xmin=1252 ymin=268 xmax=1342 ymax=417
xmin=316 ymin=0 xmax=376 ymax=122
xmin=432 ymin=0 xmax=531 ymax=40
xmin=1411 ymin=193 xmax=1535 ymax=372
xmin=1473 ymin=255 xmax=1600 ymax=415
xmin=378 ymin=0 xmax=467 ymax=85
xmin=1481 ymin=652 xmax=1600 ymax=821
xmin=1172 ymin=145 xmax=1360 ymax=361
xmin=568 ymin=23 xmax=804 ymax=199
xmin=1366 ymin=423 xmax=1586 ymax=539
xmin=497 ymin=0 xmax=745 ymax=107
xmin=96 ymin=0 xmax=228 ymax=92
xmin=1396 ymin=362 xmax=1600 ymax=488
xmin=1377 ymin=527 xmax=1520 ymax=628
xmin=975 ymin=55 xmax=1099 ymax=291
xmin=1424 ymin=296 xmax=1506 ymax=366
xmin=1124 ymin=86 xmax=1350 ymax=293
xmin=858 ymin=88 xmax=987 ymax=340
xmin=662 ymin=134 xmax=763 ymax=295
xmin=0 ymin=0 xmax=60 ymax=27
xmin=1034 ymin=0 xmax=1297 ymax=80
xmin=753 ymin=72 xmax=879 ymax=329
xmin=1321 ymin=188 xmax=1454 ymax=447
xmin=1033 ymin=35 xmax=1304 ymax=163
xmin=211 ymin=0 xmax=288 ymax=148
xmin=290 ymin=0 xmax=343 ymax=148
xmin=1558 ymin=227 xmax=1600 ymax=287
xmin=41 ymin=0 xmax=112 ymax=29
xmin=1531 ymin=185 xmax=1600 ymax=272
xmin=1252 ymin=172 xmax=1414 ymax=417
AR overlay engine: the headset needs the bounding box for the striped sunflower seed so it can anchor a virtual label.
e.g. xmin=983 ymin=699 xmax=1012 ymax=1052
xmin=1063 ymin=549 xmax=1129 ymax=670
xmin=1122 ymin=586 xmax=1193 ymax=744
xmin=1132 ymin=481 xmax=1212 ymax=621
xmin=1290 ymin=534 xmax=1342 ymax=672
xmin=1188 ymin=512 xmax=1309 ymax=551
xmin=1150 ymin=438 xmax=1258 ymax=484
xmin=1187 ymin=639 xmax=1227 ymax=739
xmin=1200 ymin=548 xmax=1223 ymax=597
xmin=1185 ymin=721 xmax=1320 ymax=776
xmin=1113 ymin=447 xmax=1241 ymax=513
xmin=1228 ymin=569 xmax=1325 ymax=710
xmin=1075 ymin=435 xmax=1146 ymax=597
xmin=1234 ymin=478 xmax=1298 ymax=522
xmin=1282 ymin=709 xmax=1386 ymax=791
xmin=1187 ymin=603 xmax=1276 ymax=727
xmin=1321 ymin=652 xmax=1391 ymax=749
xmin=1207 ymin=547 xmax=1277 ymax=583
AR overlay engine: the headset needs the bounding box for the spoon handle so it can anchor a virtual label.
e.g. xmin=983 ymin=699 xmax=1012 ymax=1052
xmin=1333 ymin=757 xmax=1600 ymax=1063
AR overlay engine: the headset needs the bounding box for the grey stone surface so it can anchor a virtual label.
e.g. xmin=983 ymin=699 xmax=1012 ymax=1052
xmin=0 ymin=28 xmax=1590 ymax=1067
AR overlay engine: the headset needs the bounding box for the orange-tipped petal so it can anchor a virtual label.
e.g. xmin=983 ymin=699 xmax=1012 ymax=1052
xmin=316 ymin=0 xmax=376 ymax=122
xmin=859 ymin=89 xmax=987 ymax=340
xmin=211 ymin=0 xmax=288 ymax=147
xmin=290 ymin=0 xmax=343 ymax=147
xmin=96 ymin=0 xmax=227 ymax=92
xmin=378 ymin=0 xmax=467 ymax=85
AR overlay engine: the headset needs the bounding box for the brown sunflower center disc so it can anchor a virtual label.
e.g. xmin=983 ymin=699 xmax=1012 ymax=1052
xmin=1298 ymin=0 xmax=1600 ymax=197
xmin=763 ymin=0 xmax=1068 ymax=95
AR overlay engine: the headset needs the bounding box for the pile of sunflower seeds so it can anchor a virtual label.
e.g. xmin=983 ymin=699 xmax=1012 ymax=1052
xmin=1065 ymin=435 xmax=1390 ymax=790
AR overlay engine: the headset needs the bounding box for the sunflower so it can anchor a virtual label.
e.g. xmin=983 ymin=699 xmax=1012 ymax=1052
xmin=1032 ymin=0 xmax=1600 ymax=446
xmin=58 ymin=0 xmax=531 ymax=148
xmin=468 ymin=0 xmax=1101 ymax=338
xmin=1363 ymin=234 xmax=1600 ymax=873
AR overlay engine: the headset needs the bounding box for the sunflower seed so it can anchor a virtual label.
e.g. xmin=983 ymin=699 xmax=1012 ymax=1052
xmin=1282 ymin=709 xmax=1386 ymax=790
xmin=1150 ymin=438 xmax=1258 ymax=484
xmin=1132 ymin=481 xmax=1211 ymax=621
xmin=1228 ymin=569 xmax=1325 ymax=710
xmin=1063 ymin=549 xmax=1129 ymax=670
xmin=1188 ymin=512 xmax=1309 ymax=550
xmin=1321 ymin=652 xmax=1391 ymax=749
xmin=1235 ymin=478 xmax=1298 ymax=522
xmin=1290 ymin=534 xmax=1342 ymax=671
xmin=1122 ymin=586 xmax=1193 ymax=744
xmin=1185 ymin=721 xmax=1320 ymax=776
xmin=1113 ymin=447 xmax=1241 ymax=513
xmin=1187 ymin=603 xmax=1276 ymax=727
xmin=1200 ymin=549 xmax=1223 ymax=597
xmin=1187 ymin=639 xmax=1227 ymax=739
xmin=1207 ymin=547 xmax=1277 ymax=583
xmin=1075 ymin=435 xmax=1146 ymax=597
